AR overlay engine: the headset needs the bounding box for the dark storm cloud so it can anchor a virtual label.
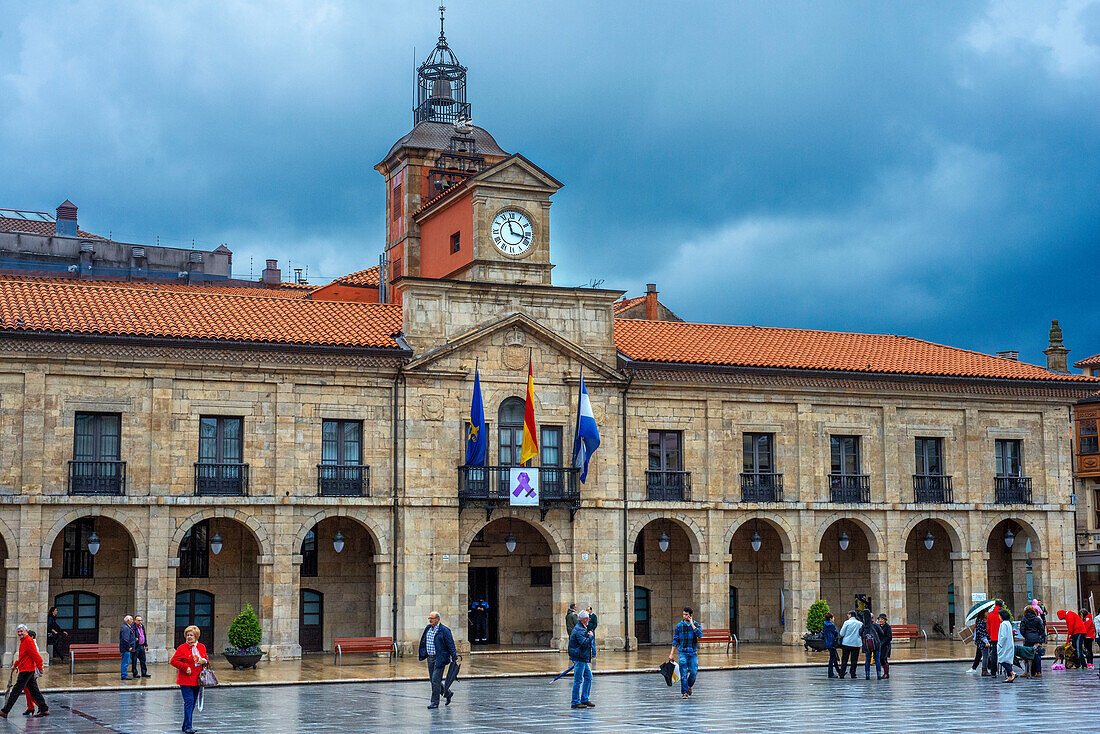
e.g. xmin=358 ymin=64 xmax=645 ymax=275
xmin=1 ymin=1 xmax=1097 ymax=365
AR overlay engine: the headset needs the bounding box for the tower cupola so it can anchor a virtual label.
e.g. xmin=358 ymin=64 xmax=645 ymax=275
xmin=414 ymin=6 xmax=471 ymax=125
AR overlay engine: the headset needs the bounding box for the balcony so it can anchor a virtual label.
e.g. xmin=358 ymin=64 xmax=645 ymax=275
xmin=317 ymin=464 xmax=370 ymax=497
xmin=740 ymin=472 xmax=784 ymax=502
xmin=994 ymin=476 xmax=1032 ymax=504
xmin=458 ymin=465 xmax=580 ymax=520
xmin=68 ymin=460 xmax=126 ymax=496
xmin=829 ymin=474 xmax=870 ymax=503
xmin=646 ymin=470 xmax=692 ymax=501
xmin=913 ymin=474 xmax=953 ymax=503
xmin=194 ymin=462 xmax=249 ymax=496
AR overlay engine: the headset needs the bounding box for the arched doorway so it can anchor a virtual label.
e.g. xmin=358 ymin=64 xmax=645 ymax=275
xmin=174 ymin=517 xmax=259 ymax=653
xmin=986 ymin=519 xmax=1041 ymax=613
xmin=297 ymin=517 xmax=376 ymax=652
xmin=905 ymin=520 xmax=956 ymax=634
xmin=819 ymin=520 xmax=876 ymax=614
xmin=49 ymin=516 xmax=135 ymax=645
xmin=632 ymin=519 xmax=695 ymax=644
xmin=729 ymin=521 xmax=785 ymax=642
xmin=466 ymin=518 xmax=553 ymax=647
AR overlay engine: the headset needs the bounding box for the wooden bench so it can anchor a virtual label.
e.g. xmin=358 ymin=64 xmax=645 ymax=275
xmin=333 ymin=636 xmax=396 ymax=665
xmin=697 ymin=628 xmax=738 ymax=654
xmin=891 ymin=625 xmax=927 ymax=645
xmin=1045 ymin=620 xmax=1068 ymax=641
xmin=70 ymin=643 xmax=122 ymax=674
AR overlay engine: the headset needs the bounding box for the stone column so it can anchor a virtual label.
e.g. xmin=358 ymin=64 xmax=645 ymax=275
xmin=549 ymin=553 xmax=573 ymax=650
xmin=689 ymin=555 xmax=714 ymax=628
xmin=969 ymin=550 xmax=990 ymax=600
xmin=145 ymin=507 xmax=173 ymax=662
xmin=868 ymin=552 xmax=893 ymax=616
xmin=3 ymin=560 xmax=19 ymax=667
xmin=780 ymin=552 xmax=802 ymax=644
xmin=266 ymin=505 xmax=300 ymax=660
xmin=884 ymin=551 xmax=906 ymax=622
xmin=374 ymin=554 xmax=394 ymax=640
xmin=949 ymin=551 xmax=973 ymax=627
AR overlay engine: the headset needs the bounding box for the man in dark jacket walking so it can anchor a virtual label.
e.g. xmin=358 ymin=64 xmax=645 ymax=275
xmin=119 ymin=616 xmax=136 ymax=681
xmin=822 ymin=613 xmax=840 ymax=678
xmin=566 ymin=603 xmax=578 ymax=639
xmin=418 ymin=611 xmax=459 ymax=709
xmin=568 ymin=611 xmax=594 ymax=709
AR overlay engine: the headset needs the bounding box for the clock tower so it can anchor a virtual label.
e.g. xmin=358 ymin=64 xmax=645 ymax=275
xmin=375 ymin=7 xmax=561 ymax=302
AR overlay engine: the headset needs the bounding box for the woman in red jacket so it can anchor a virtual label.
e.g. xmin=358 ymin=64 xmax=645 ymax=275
xmin=0 ymin=624 xmax=48 ymax=718
xmin=1082 ymin=610 xmax=1095 ymax=668
xmin=985 ymin=601 xmax=1001 ymax=676
xmin=170 ymin=625 xmax=208 ymax=734
xmin=1057 ymin=609 xmax=1085 ymax=667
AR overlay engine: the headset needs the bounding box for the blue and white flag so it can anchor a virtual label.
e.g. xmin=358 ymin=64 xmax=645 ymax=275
xmin=572 ymin=373 xmax=600 ymax=483
xmin=465 ymin=366 xmax=487 ymax=466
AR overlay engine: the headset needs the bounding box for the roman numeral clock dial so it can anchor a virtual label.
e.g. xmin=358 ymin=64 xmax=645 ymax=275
xmin=490 ymin=210 xmax=534 ymax=256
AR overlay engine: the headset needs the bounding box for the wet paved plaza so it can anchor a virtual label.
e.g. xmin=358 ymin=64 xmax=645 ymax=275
xmin=11 ymin=662 xmax=1100 ymax=733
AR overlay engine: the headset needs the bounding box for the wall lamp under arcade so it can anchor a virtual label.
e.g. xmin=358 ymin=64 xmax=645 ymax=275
xmin=333 ymin=531 xmax=345 ymax=554
xmin=505 ymin=533 xmax=517 ymax=553
xmin=750 ymin=519 xmax=762 ymax=553
xmin=210 ymin=532 xmax=224 ymax=555
xmin=838 ymin=529 xmax=850 ymax=552
xmin=924 ymin=521 xmax=935 ymax=551
xmin=86 ymin=531 xmax=101 ymax=556
xmin=1004 ymin=527 xmax=1015 ymax=549
xmin=658 ymin=530 xmax=670 ymax=553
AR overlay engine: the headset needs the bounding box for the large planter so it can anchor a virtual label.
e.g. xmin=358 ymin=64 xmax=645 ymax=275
xmin=223 ymin=651 xmax=263 ymax=669
xmin=802 ymin=637 xmax=826 ymax=652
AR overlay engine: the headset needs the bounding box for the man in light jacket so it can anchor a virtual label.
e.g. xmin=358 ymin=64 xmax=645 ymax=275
xmin=837 ymin=610 xmax=863 ymax=679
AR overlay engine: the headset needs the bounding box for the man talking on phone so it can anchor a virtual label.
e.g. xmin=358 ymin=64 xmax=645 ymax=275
xmin=669 ymin=606 xmax=702 ymax=698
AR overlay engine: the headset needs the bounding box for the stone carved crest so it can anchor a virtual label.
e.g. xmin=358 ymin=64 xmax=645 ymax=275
xmin=421 ymin=395 xmax=444 ymax=421
xmin=502 ymin=328 xmax=528 ymax=371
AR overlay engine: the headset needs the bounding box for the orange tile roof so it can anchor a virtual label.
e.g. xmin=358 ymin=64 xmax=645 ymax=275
xmin=332 ymin=266 xmax=381 ymax=287
xmin=0 ymin=278 xmax=403 ymax=349
xmin=613 ymin=295 xmax=645 ymax=314
xmin=0 ymin=215 xmax=102 ymax=239
xmin=614 ymin=319 xmax=1100 ymax=383
xmin=3 ymin=277 xmax=314 ymax=299
xmin=1075 ymin=353 xmax=1100 ymax=368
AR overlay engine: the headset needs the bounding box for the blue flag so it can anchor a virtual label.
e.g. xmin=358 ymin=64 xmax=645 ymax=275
xmin=465 ymin=366 xmax=487 ymax=466
xmin=572 ymin=374 xmax=600 ymax=482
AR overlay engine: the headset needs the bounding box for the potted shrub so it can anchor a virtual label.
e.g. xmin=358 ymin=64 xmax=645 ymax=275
xmin=223 ymin=603 xmax=265 ymax=669
xmin=802 ymin=599 xmax=830 ymax=651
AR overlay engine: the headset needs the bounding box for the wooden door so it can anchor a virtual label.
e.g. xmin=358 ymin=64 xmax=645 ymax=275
xmin=299 ymin=589 xmax=323 ymax=653
xmin=175 ymin=590 xmax=215 ymax=647
xmin=634 ymin=586 xmax=651 ymax=644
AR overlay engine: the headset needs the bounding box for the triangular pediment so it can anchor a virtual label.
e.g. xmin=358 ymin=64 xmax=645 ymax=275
xmin=470 ymin=154 xmax=563 ymax=193
xmin=405 ymin=312 xmax=622 ymax=381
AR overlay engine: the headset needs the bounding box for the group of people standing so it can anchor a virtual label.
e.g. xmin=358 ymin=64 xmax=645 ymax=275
xmin=967 ymin=598 xmax=1096 ymax=681
xmin=119 ymin=614 xmax=151 ymax=680
xmin=823 ymin=610 xmax=892 ymax=679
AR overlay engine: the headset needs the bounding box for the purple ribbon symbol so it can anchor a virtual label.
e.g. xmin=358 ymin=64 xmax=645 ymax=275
xmin=513 ymin=472 xmax=536 ymax=497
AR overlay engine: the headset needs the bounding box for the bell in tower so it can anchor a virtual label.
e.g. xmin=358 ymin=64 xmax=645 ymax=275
xmin=414 ymin=6 xmax=471 ymax=124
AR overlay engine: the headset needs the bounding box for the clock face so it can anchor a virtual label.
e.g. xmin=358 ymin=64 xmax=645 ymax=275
xmin=490 ymin=210 xmax=534 ymax=256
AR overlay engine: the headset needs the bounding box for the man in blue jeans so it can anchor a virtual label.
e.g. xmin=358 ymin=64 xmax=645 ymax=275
xmin=568 ymin=610 xmax=594 ymax=709
xmin=118 ymin=616 xmax=136 ymax=681
xmin=669 ymin=606 xmax=702 ymax=698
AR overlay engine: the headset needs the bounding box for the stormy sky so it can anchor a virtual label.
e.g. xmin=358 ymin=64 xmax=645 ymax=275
xmin=1 ymin=1 xmax=1098 ymax=366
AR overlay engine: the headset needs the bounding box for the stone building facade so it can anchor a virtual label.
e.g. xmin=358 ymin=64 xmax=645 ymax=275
xmin=1 ymin=16 xmax=1097 ymax=666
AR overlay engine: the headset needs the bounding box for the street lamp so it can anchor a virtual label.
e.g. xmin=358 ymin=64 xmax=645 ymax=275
xmin=838 ymin=529 xmax=850 ymax=552
xmin=750 ymin=530 xmax=762 ymax=553
xmin=1004 ymin=527 xmax=1015 ymax=549
xmin=86 ymin=531 xmax=101 ymax=556
xmin=333 ymin=531 xmax=345 ymax=554
xmin=505 ymin=533 xmax=517 ymax=553
xmin=658 ymin=531 xmax=670 ymax=553
xmin=210 ymin=532 xmax=223 ymax=555
xmin=924 ymin=529 xmax=935 ymax=551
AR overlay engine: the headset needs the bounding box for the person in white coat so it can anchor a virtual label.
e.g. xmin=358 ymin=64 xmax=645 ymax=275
xmin=996 ymin=608 xmax=1016 ymax=682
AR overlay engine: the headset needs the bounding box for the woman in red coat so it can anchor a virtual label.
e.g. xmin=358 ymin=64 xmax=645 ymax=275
xmin=1082 ymin=610 xmax=1095 ymax=668
xmin=1057 ymin=609 xmax=1085 ymax=667
xmin=170 ymin=625 xmax=208 ymax=734
xmin=0 ymin=624 xmax=48 ymax=718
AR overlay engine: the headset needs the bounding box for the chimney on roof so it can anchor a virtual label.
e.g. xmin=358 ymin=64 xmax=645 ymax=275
xmin=55 ymin=200 xmax=78 ymax=236
xmin=997 ymin=350 xmax=1019 ymax=361
xmin=262 ymin=259 xmax=281 ymax=286
xmin=1044 ymin=319 xmax=1070 ymax=373
xmin=645 ymin=283 xmax=659 ymax=321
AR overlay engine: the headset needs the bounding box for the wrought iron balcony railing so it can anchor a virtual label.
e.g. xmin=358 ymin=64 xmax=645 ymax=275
xmin=740 ymin=472 xmax=784 ymax=502
xmin=317 ymin=464 xmax=370 ymax=497
xmin=913 ymin=474 xmax=953 ymax=503
xmin=994 ymin=476 xmax=1032 ymax=504
xmin=458 ymin=465 xmax=580 ymax=519
xmin=68 ymin=460 xmax=126 ymax=496
xmin=194 ymin=462 xmax=249 ymax=496
xmin=829 ymin=473 xmax=870 ymax=503
xmin=646 ymin=470 xmax=692 ymax=501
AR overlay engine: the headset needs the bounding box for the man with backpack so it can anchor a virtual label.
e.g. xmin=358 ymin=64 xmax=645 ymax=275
xmin=860 ymin=610 xmax=882 ymax=680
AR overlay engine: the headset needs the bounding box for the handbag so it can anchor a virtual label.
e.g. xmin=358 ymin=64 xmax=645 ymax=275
xmin=198 ymin=666 xmax=220 ymax=687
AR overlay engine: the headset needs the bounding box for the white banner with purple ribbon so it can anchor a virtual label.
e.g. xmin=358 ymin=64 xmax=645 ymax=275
xmin=509 ymin=467 xmax=539 ymax=506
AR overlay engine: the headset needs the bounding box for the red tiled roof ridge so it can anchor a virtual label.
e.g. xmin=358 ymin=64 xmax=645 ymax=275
xmin=1075 ymin=352 xmax=1100 ymax=367
xmin=413 ymin=179 xmax=468 ymax=216
xmin=0 ymin=277 xmax=352 ymax=305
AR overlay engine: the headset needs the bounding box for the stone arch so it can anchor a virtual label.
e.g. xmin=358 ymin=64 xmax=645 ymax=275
xmin=899 ymin=513 xmax=966 ymax=554
xmin=461 ymin=512 xmax=566 ymax=557
xmin=170 ymin=509 xmax=272 ymax=557
xmin=0 ymin=516 xmax=18 ymax=561
xmin=723 ymin=514 xmax=795 ymax=555
xmin=980 ymin=514 xmax=1044 ymax=555
xmin=627 ymin=512 xmax=707 ymax=556
xmin=813 ymin=512 xmax=884 ymax=554
xmin=42 ymin=507 xmax=145 ymax=559
xmin=293 ymin=509 xmax=389 ymax=557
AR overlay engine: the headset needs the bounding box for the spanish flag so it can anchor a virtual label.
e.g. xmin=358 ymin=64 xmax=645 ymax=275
xmin=520 ymin=359 xmax=539 ymax=465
